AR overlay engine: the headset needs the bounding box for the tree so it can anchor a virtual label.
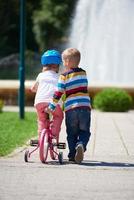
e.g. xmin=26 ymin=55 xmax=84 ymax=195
xmin=33 ymin=0 xmax=77 ymax=52
xmin=0 ymin=0 xmax=19 ymax=56
xmin=0 ymin=0 xmax=77 ymax=57
xmin=0 ymin=0 xmax=41 ymax=57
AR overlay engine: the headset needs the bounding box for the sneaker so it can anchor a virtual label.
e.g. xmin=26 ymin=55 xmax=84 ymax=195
xmin=69 ymin=157 xmax=75 ymax=162
xmin=75 ymin=144 xmax=84 ymax=164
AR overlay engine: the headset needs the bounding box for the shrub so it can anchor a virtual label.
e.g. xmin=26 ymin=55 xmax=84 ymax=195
xmin=0 ymin=99 xmax=4 ymax=113
xmin=93 ymin=88 xmax=133 ymax=112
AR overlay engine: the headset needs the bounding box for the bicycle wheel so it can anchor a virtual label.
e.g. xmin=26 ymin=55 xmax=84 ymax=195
xmin=39 ymin=130 xmax=49 ymax=163
xmin=58 ymin=152 xmax=63 ymax=164
xmin=24 ymin=150 xmax=29 ymax=162
xmin=50 ymin=138 xmax=58 ymax=160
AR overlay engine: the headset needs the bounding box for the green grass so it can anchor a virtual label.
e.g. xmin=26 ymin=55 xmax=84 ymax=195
xmin=0 ymin=112 xmax=37 ymax=156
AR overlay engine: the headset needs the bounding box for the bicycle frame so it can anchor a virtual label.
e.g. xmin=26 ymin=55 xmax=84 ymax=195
xmin=24 ymin=116 xmax=65 ymax=164
xmin=39 ymin=125 xmax=59 ymax=163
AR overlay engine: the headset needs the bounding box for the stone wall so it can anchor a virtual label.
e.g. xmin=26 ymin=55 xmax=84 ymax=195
xmin=0 ymin=80 xmax=134 ymax=106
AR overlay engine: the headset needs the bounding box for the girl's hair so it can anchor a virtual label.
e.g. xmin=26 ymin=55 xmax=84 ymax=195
xmin=62 ymin=48 xmax=81 ymax=66
xmin=42 ymin=64 xmax=59 ymax=73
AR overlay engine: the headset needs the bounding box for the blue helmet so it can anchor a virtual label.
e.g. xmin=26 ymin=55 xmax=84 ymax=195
xmin=41 ymin=50 xmax=62 ymax=65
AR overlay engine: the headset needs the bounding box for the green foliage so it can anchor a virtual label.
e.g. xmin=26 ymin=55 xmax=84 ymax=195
xmin=0 ymin=0 xmax=41 ymax=57
xmin=0 ymin=112 xmax=37 ymax=156
xmin=33 ymin=0 xmax=77 ymax=51
xmin=93 ymin=88 xmax=133 ymax=112
xmin=0 ymin=0 xmax=77 ymax=57
xmin=0 ymin=0 xmax=19 ymax=56
xmin=25 ymin=0 xmax=41 ymax=51
xmin=0 ymin=99 xmax=4 ymax=113
xmin=132 ymin=97 xmax=134 ymax=109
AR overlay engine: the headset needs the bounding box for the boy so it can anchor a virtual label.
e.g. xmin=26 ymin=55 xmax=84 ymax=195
xmin=48 ymin=48 xmax=91 ymax=164
xmin=31 ymin=50 xmax=63 ymax=141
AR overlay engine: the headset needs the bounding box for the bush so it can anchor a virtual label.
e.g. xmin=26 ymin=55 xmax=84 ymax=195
xmin=93 ymin=88 xmax=133 ymax=112
xmin=0 ymin=99 xmax=4 ymax=113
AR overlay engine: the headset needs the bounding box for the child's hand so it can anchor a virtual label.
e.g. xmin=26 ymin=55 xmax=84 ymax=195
xmin=45 ymin=107 xmax=53 ymax=114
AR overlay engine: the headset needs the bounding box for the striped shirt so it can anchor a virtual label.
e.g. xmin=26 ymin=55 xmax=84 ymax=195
xmin=49 ymin=67 xmax=91 ymax=112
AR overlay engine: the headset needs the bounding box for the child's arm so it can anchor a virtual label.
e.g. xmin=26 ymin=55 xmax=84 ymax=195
xmin=48 ymin=74 xmax=65 ymax=111
xmin=31 ymin=81 xmax=39 ymax=93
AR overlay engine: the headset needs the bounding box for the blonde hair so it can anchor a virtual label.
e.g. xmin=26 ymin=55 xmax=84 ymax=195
xmin=62 ymin=48 xmax=81 ymax=67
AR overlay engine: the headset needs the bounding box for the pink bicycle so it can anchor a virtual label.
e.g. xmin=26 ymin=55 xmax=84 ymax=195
xmin=24 ymin=114 xmax=66 ymax=164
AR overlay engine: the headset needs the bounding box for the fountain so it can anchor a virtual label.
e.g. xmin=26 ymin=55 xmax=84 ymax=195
xmin=68 ymin=0 xmax=134 ymax=86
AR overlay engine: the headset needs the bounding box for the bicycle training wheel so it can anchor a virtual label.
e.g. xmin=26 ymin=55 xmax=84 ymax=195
xmin=58 ymin=152 xmax=63 ymax=164
xmin=50 ymin=138 xmax=58 ymax=160
xmin=24 ymin=150 xmax=29 ymax=162
xmin=39 ymin=130 xmax=49 ymax=163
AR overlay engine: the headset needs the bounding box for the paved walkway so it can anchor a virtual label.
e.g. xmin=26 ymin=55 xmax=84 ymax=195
xmin=0 ymin=107 xmax=134 ymax=200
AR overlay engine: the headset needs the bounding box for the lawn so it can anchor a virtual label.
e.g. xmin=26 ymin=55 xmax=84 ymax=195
xmin=0 ymin=112 xmax=37 ymax=156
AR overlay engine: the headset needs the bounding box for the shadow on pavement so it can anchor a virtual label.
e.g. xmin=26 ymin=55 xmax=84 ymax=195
xmin=43 ymin=159 xmax=134 ymax=168
xmin=81 ymin=160 xmax=134 ymax=168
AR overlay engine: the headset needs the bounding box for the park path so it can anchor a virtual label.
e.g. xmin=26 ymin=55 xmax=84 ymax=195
xmin=0 ymin=108 xmax=134 ymax=200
